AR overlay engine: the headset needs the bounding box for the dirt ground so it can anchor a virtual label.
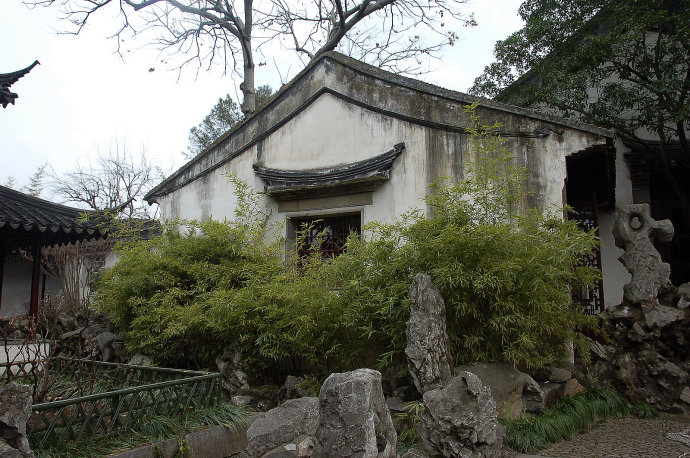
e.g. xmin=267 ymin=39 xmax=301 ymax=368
xmin=537 ymin=413 xmax=690 ymax=458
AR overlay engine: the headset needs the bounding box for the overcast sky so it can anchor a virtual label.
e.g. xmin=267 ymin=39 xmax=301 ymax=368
xmin=1 ymin=0 xmax=524 ymax=193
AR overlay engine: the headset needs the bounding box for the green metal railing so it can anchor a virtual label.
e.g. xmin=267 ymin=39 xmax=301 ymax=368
xmin=1 ymin=359 xmax=46 ymax=381
xmin=26 ymin=358 xmax=222 ymax=448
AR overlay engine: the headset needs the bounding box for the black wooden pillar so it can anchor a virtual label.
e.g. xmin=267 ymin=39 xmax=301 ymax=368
xmin=29 ymin=238 xmax=41 ymax=318
xmin=0 ymin=244 xmax=5 ymax=316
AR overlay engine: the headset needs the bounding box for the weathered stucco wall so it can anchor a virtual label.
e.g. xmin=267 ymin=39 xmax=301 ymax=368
xmin=158 ymin=89 xmax=607 ymax=247
xmin=597 ymin=138 xmax=635 ymax=307
xmin=1 ymin=257 xmax=61 ymax=318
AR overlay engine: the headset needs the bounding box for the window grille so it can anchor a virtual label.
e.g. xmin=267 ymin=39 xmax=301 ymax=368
xmin=568 ymin=195 xmax=605 ymax=315
xmin=296 ymin=215 xmax=361 ymax=259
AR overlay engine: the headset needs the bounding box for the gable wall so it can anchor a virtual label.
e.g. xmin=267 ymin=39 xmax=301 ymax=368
xmin=157 ymin=88 xmax=607 ymax=244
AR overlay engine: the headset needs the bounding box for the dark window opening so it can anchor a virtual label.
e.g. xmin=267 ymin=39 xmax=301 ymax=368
xmin=566 ymin=149 xmax=609 ymax=315
xmin=294 ymin=214 xmax=361 ymax=259
xmin=650 ymin=167 xmax=690 ymax=286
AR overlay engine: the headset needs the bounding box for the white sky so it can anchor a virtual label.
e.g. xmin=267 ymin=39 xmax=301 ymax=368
xmin=0 ymin=0 xmax=524 ymax=191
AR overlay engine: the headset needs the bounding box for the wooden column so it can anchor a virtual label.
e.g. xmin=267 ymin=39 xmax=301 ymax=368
xmin=0 ymin=244 xmax=5 ymax=316
xmin=30 ymin=238 xmax=41 ymax=318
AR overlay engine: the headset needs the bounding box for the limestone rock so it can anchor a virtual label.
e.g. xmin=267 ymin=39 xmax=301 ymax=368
xmin=0 ymin=383 xmax=35 ymax=458
xmin=216 ymin=344 xmax=249 ymax=395
xmin=385 ymin=396 xmax=407 ymax=415
xmin=231 ymin=395 xmax=253 ymax=407
xmin=540 ymin=381 xmax=565 ymax=410
xmin=128 ymin=354 xmax=154 ymax=366
xmin=0 ymin=441 xmax=24 ymax=458
xmin=455 ymin=362 xmax=544 ymax=420
xmin=405 ymin=273 xmax=452 ymax=394
xmin=644 ymin=305 xmax=687 ymax=329
xmin=677 ymin=282 xmax=690 ymax=309
xmin=418 ymin=371 xmax=511 ymax=458
xmin=297 ymin=436 xmax=315 ymax=457
xmin=82 ymin=324 xmax=105 ymax=340
xmin=95 ymin=331 xmax=123 ymax=362
xmin=680 ymin=387 xmax=690 ymax=405
xmin=241 ymin=397 xmax=319 ymax=457
xmin=280 ymin=375 xmax=313 ymax=401
xmin=313 ymin=368 xmax=396 ymax=458
xmin=612 ymin=204 xmax=674 ymax=306
xmin=546 ymin=366 xmax=572 ymax=383
xmin=585 ymin=337 xmax=611 ymax=362
xmin=585 ymin=300 xmax=690 ymax=412
xmin=561 ymin=379 xmax=585 ymax=399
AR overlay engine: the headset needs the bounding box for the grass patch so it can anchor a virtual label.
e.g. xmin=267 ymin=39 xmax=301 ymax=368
xmin=501 ymin=389 xmax=629 ymax=454
xmin=632 ymin=403 xmax=659 ymax=419
xmin=33 ymin=402 xmax=250 ymax=458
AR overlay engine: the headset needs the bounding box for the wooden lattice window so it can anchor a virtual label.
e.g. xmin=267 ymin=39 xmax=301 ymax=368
xmin=567 ymin=194 xmax=605 ymax=315
xmin=295 ymin=215 xmax=361 ymax=259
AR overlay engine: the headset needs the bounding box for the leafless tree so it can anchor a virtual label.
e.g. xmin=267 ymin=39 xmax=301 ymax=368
xmin=29 ymin=0 xmax=474 ymax=114
xmin=49 ymin=141 xmax=163 ymax=219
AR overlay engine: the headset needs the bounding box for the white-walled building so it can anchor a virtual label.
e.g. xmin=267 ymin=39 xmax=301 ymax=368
xmin=0 ymin=186 xmax=108 ymax=318
xmin=146 ymin=52 xmax=626 ymax=312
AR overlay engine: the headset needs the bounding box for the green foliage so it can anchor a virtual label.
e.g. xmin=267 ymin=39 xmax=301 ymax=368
xmin=470 ymin=1 xmax=690 ymax=222
xmin=33 ymin=402 xmax=249 ymax=458
xmin=502 ymin=388 xmax=630 ymax=453
xmin=394 ymin=401 xmax=425 ymax=448
xmin=186 ymin=86 xmax=273 ymax=158
xmin=96 ymin=106 xmax=598 ymax=375
xmin=471 ymin=0 xmax=690 ymax=138
xmin=94 ymin=175 xmax=283 ymax=367
xmin=632 ymin=403 xmax=659 ymax=419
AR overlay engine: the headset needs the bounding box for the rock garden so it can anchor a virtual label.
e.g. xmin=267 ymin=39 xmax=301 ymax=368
xmin=2 ymin=119 xmax=689 ymax=457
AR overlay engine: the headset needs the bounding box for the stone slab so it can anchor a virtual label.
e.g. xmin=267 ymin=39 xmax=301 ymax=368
xmin=109 ymin=425 xmax=247 ymax=458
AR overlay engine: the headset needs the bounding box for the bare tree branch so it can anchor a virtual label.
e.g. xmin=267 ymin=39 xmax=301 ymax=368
xmin=30 ymin=0 xmax=472 ymax=112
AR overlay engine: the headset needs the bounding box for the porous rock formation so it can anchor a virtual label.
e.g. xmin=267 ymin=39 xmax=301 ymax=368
xmin=456 ymin=362 xmax=544 ymax=420
xmin=239 ymin=397 xmax=319 ymax=457
xmin=405 ymin=274 xmax=512 ymax=457
xmin=216 ymin=343 xmax=249 ymax=395
xmin=612 ymin=203 xmax=674 ymax=305
xmin=0 ymin=382 xmax=34 ymax=458
xmin=419 ymin=372 xmax=512 ymax=458
xmin=586 ymin=206 xmax=690 ymax=413
xmin=313 ymin=368 xmax=397 ymax=458
xmin=405 ymin=273 xmax=453 ymax=394
xmin=584 ymin=301 xmax=690 ymax=412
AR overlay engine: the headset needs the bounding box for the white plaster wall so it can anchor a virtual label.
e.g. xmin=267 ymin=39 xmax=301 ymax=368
xmin=1 ymin=258 xmax=32 ymax=317
xmin=1 ymin=257 xmax=61 ymax=318
xmin=597 ymin=138 xmax=634 ymax=307
xmin=159 ymin=150 xmax=266 ymax=224
xmin=158 ymin=93 xmax=611 ymax=274
xmin=160 ymin=95 xmax=437 ymax=232
xmin=262 ymin=95 xmax=401 ymax=170
xmin=538 ymin=131 xmax=608 ymax=212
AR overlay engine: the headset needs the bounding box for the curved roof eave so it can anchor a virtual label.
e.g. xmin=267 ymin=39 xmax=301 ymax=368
xmin=145 ymin=51 xmax=613 ymax=204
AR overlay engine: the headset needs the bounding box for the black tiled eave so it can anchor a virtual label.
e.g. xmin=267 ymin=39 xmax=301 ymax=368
xmin=0 ymin=185 xmax=106 ymax=249
xmin=0 ymin=223 xmax=102 ymax=250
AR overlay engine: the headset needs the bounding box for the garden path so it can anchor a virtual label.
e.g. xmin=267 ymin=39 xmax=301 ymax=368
xmin=534 ymin=414 xmax=690 ymax=457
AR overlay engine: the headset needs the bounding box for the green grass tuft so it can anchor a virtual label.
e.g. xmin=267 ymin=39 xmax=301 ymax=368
xmin=632 ymin=403 xmax=659 ymax=419
xmin=501 ymin=389 xmax=630 ymax=454
xmin=33 ymin=402 xmax=249 ymax=458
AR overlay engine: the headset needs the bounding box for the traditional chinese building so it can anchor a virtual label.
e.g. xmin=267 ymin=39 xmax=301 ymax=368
xmin=146 ymin=52 xmax=622 ymax=311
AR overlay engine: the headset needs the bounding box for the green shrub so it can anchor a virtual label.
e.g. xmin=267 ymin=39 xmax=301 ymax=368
xmin=95 ymin=104 xmax=598 ymax=374
xmin=632 ymin=403 xmax=659 ymax=419
xmin=502 ymin=389 xmax=629 ymax=453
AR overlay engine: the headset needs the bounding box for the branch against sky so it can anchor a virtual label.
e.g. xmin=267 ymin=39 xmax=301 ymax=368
xmin=49 ymin=141 xmax=164 ymax=219
xmin=185 ymin=85 xmax=273 ymax=159
xmin=28 ymin=0 xmax=474 ymax=114
xmin=469 ymin=0 xmax=690 ymax=224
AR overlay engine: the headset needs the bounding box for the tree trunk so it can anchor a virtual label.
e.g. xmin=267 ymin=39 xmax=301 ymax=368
xmin=657 ymin=132 xmax=690 ymax=230
xmin=240 ymin=39 xmax=255 ymax=115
